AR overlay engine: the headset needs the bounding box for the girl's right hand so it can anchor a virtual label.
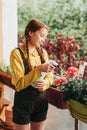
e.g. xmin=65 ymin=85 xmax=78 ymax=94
xmin=37 ymin=63 xmax=55 ymax=73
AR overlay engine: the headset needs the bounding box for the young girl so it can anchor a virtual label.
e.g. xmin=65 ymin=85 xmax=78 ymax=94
xmin=10 ymin=19 xmax=55 ymax=130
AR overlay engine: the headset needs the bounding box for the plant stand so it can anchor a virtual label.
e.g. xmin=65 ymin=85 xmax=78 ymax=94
xmin=75 ymin=119 xmax=78 ymax=130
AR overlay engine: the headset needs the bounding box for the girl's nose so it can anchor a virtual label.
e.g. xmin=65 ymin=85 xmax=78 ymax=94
xmin=42 ymin=38 xmax=46 ymax=43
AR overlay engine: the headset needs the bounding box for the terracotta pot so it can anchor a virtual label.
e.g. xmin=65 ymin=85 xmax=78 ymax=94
xmin=0 ymin=71 xmax=15 ymax=90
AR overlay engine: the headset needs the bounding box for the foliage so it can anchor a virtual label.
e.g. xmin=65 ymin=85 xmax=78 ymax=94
xmin=18 ymin=32 xmax=87 ymax=75
xmin=18 ymin=0 xmax=87 ymax=76
xmin=18 ymin=0 xmax=87 ymax=50
xmin=62 ymin=78 xmax=87 ymax=105
xmin=0 ymin=65 xmax=12 ymax=75
xmin=43 ymin=33 xmax=83 ymax=73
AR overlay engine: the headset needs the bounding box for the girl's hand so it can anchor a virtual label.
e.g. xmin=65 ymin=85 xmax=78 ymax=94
xmin=35 ymin=80 xmax=46 ymax=88
xmin=37 ymin=63 xmax=55 ymax=72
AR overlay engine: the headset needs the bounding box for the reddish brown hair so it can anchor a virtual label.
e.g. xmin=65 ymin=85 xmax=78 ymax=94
xmin=25 ymin=19 xmax=48 ymax=39
xmin=24 ymin=19 xmax=49 ymax=70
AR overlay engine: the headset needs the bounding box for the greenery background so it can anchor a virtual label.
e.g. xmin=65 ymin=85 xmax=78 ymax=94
xmin=18 ymin=0 xmax=87 ymax=54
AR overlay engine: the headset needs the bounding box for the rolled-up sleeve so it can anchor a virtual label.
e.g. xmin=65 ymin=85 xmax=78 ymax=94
xmin=10 ymin=49 xmax=42 ymax=91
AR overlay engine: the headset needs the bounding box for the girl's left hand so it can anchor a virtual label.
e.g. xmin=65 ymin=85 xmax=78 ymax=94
xmin=35 ymin=80 xmax=45 ymax=88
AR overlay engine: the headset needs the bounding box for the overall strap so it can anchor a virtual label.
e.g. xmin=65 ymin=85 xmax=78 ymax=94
xmin=17 ymin=48 xmax=29 ymax=74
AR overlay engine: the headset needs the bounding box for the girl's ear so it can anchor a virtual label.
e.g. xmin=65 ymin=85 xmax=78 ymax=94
xmin=29 ymin=31 xmax=33 ymax=37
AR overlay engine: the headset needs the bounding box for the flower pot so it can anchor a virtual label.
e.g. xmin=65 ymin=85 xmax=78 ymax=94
xmin=67 ymin=99 xmax=87 ymax=123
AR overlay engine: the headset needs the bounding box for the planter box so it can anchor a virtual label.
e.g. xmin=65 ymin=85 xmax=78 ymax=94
xmin=46 ymin=87 xmax=67 ymax=109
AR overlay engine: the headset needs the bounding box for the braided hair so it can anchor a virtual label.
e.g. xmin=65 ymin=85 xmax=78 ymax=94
xmin=24 ymin=19 xmax=49 ymax=70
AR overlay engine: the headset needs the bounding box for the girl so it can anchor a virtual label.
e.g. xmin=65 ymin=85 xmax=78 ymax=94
xmin=10 ymin=19 xmax=54 ymax=130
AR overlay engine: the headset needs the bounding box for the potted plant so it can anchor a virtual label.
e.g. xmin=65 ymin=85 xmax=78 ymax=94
xmin=54 ymin=66 xmax=87 ymax=123
xmin=62 ymin=78 xmax=87 ymax=123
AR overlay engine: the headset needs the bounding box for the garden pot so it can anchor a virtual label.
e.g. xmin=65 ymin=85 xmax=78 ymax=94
xmin=67 ymin=99 xmax=87 ymax=123
xmin=0 ymin=71 xmax=15 ymax=90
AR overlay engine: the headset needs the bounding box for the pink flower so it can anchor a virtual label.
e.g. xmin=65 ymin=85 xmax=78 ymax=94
xmin=65 ymin=67 xmax=78 ymax=79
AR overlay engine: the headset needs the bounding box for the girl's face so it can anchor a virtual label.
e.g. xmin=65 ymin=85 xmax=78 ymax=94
xmin=29 ymin=28 xmax=48 ymax=47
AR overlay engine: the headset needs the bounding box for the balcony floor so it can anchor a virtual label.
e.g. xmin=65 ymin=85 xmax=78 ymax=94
xmin=45 ymin=104 xmax=87 ymax=130
xmin=0 ymin=104 xmax=87 ymax=130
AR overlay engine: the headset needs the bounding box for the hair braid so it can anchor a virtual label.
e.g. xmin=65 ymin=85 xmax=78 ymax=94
xmin=25 ymin=38 xmax=32 ymax=71
xmin=36 ymin=46 xmax=46 ymax=63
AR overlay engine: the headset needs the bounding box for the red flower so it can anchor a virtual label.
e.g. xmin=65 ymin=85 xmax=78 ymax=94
xmin=55 ymin=77 xmax=67 ymax=86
